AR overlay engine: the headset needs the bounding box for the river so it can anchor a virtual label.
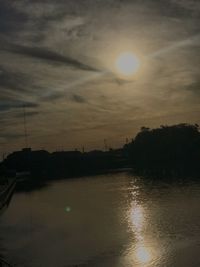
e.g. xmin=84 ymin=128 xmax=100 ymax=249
xmin=0 ymin=172 xmax=200 ymax=267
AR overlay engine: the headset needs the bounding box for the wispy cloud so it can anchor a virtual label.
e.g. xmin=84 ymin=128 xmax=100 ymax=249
xmin=1 ymin=43 xmax=98 ymax=72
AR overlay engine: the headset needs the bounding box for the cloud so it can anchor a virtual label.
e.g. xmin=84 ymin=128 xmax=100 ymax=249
xmin=0 ymin=66 xmax=29 ymax=93
xmin=40 ymin=92 xmax=64 ymax=102
xmin=0 ymin=2 xmax=27 ymax=34
xmin=15 ymin=111 xmax=39 ymax=118
xmin=1 ymin=43 xmax=98 ymax=72
xmin=71 ymin=94 xmax=87 ymax=103
xmin=171 ymin=0 xmax=200 ymax=12
xmin=0 ymin=100 xmax=39 ymax=112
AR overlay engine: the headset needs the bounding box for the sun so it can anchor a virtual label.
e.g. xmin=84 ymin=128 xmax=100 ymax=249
xmin=115 ymin=52 xmax=140 ymax=77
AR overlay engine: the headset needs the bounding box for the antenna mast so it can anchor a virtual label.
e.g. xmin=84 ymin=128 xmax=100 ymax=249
xmin=104 ymin=139 xmax=108 ymax=151
xmin=23 ymin=105 xmax=28 ymax=148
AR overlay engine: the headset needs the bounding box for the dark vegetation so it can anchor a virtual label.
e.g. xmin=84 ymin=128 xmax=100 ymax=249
xmin=0 ymin=148 xmax=127 ymax=181
xmin=1 ymin=123 xmax=200 ymax=185
xmin=124 ymin=123 xmax=200 ymax=177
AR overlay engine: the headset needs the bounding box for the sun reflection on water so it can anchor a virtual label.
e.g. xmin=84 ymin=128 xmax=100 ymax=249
xmin=127 ymin=197 xmax=158 ymax=266
xmin=135 ymin=245 xmax=152 ymax=264
xmin=131 ymin=205 xmax=144 ymax=232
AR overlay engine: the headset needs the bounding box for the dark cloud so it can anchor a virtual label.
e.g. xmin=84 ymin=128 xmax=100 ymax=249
xmin=41 ymin=92 xmax=87 ymax=104
xmin=0 ymin=2 xmax=28 ymax=34
xmin=71 ymin=94 xmax=87 ymax=103
xmin=0 ymin=100 xmax=39 ymax=112
xmin=0 ymin=66 xmax=29 ymax=93
xmin=15 ymin=111 xmax=39 ymax=118
xmin=40 ymin=92 xmax=64 ymax=102
xmin=114 ymin=78 xmax=135 ymax=86
xmin=152 ymin=0 xmax=195 ymax=17
xmin=1 ymin=43 xmax=99 ymax=72
xmin=186 ymin=81 xmax=200 ymax=95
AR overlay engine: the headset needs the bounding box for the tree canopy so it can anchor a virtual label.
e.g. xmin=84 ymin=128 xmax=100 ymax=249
xmin=125 ymin=123 xmax=200 ymax=175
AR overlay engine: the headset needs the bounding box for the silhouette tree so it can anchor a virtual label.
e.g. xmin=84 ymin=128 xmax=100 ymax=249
xmin=125 ymin=123 xmax=200 ymax=176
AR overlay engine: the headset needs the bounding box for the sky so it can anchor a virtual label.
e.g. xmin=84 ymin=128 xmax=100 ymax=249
xmin=0 ymin=0 xmax=200 ymax=154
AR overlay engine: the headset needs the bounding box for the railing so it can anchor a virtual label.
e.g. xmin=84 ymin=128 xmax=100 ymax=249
xmin=0 ymin=179 xmax=16 ymax=267
xmin=0 ymin=179 xmax=16 ymax=212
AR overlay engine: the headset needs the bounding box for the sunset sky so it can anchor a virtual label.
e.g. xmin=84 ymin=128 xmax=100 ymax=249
xmin=0 ymin=0 xmax=200 ymax=154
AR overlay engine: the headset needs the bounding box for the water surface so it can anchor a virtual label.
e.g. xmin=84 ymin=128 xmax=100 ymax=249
xmin=0 ymin=173 xmax=200 ymax=267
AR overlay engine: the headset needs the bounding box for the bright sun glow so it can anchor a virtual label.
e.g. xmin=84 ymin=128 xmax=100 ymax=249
xmin=135 ymin=246 xmax=152 ymax=264
xmin=116 ymin=52 xmax=140 ymax=76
